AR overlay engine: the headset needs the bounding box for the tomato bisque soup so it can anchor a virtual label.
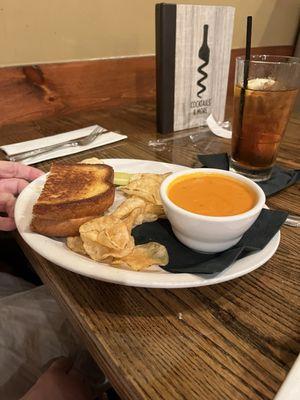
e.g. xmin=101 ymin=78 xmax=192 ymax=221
xmin=167 ymin=173 xmax=257 ymax=217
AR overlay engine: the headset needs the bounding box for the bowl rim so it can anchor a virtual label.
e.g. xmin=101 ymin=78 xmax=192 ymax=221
xmin=160 ymin=168 xmax=266 ymax=222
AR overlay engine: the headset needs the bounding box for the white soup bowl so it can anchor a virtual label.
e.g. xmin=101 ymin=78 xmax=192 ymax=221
xmin=160 ymin=168 xmax=266 ymax=253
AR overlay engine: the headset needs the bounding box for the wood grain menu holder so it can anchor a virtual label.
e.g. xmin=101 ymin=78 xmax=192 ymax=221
xmin=156 ymin=3 xmax=235 ymax=133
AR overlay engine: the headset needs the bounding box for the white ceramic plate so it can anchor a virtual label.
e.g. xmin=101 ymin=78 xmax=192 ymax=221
xmin=15 ymin=158 xmax=280 ymax=289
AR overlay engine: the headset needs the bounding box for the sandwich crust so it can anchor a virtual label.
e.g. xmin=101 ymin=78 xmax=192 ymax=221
xmin=30 ymin=215 xmax=99 ymax=237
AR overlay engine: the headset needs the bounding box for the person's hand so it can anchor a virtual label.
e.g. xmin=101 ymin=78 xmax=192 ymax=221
xmin=21 ymin=357 xmax=93 ymax=400
xmin=0 ymin=161 xmax=43 ymax=231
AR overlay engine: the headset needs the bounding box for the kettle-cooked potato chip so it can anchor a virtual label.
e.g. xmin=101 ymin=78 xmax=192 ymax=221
xmin=80 ymin=157 xmax=103 ymax=164
xmin=128 ymin=173 xmax=170 ymax=183
xmin=81 ymin=237 xmax=113 ymax=262
xmin=66 ymin=236 xmax=87 ymax=255
xmin=112 ymin=242 xmax=169 ymax=270
xmin=112 ymin=197 xmax=165 ymax=227
xmin=79 ymin=215 xmax=135 ymax=261
xmin=120 ymin=173 xmax=170 ymax=205
xmin=112 ymin=197 xmax=145 ymax=220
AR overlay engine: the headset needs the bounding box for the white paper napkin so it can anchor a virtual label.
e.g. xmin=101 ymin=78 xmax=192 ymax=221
xmin=207 ymin=114 xmax=232 ymax=139
xmin=0 ymin=125 xmax=127 ymax=165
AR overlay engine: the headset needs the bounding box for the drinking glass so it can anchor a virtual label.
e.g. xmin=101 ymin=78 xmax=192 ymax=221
xmin=230 ymin=55 xmax=300 ymax=181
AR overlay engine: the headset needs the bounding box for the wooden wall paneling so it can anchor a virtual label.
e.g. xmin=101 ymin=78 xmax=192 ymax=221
xmin=0 ymin=46 xmax=293 ymax=128
xmin=0 ymin=56 xmax=155 ymax=127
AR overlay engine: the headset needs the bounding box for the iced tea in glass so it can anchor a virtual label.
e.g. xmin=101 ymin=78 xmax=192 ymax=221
xmin=230 ymin=55 xmax=300 ymax=181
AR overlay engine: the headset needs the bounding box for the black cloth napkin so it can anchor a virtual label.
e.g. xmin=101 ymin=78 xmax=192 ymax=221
xmin=198 ymin=153 xmax=300 ymax=197
xmin=132 ymin=209 xmax=287 ymax=274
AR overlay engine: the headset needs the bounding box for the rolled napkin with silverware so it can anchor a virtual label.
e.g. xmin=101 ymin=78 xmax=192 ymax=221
xmin=0 ymin=125 xmax=127 ymax=165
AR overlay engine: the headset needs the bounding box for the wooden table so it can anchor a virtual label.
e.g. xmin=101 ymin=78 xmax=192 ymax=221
xmin=0 ymin=104 xmax=299 ymax=400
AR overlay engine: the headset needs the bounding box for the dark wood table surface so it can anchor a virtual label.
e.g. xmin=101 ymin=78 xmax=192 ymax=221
xmin=0 ymin=104 xmax=299 ymax=400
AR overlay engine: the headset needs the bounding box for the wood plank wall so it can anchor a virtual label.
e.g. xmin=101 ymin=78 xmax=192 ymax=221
xmin=0 ymin=46 xmax=293 ymax=127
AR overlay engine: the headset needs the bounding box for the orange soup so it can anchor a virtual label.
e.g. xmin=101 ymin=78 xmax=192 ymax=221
xmin=167 ymin=173 xmax=257 ymax=216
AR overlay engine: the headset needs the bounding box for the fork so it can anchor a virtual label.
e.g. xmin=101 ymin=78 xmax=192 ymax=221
xmin=8 ymin=126 xmax=109 ymax=162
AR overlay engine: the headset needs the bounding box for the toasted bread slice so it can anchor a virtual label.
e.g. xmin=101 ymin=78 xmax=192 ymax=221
xmin=33 ymin=163 xmax=115 ymax=221
xmin=31 ymin=215 xmax=99 ymax=237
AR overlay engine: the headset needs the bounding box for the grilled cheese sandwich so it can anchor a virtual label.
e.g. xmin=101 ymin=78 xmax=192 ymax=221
xmin=31 ymin=163 xmax=115 ymax=236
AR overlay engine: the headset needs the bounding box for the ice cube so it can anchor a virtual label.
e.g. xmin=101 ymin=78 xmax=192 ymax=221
xmin=247 ymin=78 xmax=277 ymax=90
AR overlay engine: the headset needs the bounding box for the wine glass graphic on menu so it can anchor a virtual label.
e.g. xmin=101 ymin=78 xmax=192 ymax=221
xmin=197 ymin=24 xmax=210 ymax=98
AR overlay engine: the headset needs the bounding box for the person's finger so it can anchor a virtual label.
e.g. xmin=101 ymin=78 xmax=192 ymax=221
xmin=0 ymin=192 xmax=16 ymax=230
xmin=0 ymin=216 xmax=16 ymax=231
xmin=0 ymin=161 xmax=44 ymax=181
xmin=47 ymin=357 xmax=73 ymax=374
xmin=0 ymin=178 xmax=29 ymax=195
xmin=0 ymin=192 xmax=16 ymax=217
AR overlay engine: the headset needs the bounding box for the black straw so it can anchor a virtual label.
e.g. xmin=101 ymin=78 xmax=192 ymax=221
xmin=238 ymin=16 xmax=252 ymax=145
xmin=243 ymin=16 xmax=252 ymax=89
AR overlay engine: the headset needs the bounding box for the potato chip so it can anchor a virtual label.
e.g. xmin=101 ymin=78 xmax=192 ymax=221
xmin=81 ymin=237 xmax=117 ymax=263
xmin=120 ymin=173 xmax=170 ymax=205
xmin=66 ymin=236 xmax=87 ymax=255
xmin=122 ymin=208 xmax=144 ymax=231
xmin=128 ymin=173 xmax=170 ymax=183
xmin=144 ymin=203 xmax=165 ymax=220
xmin=79 ymin=157 xmax=103 ymax=164
xmin=112 ymin=197 xmax=165 ymax=228
xmin=81 ymin=237 xmax=111 ymax=261
xmin=79 ymin=215 xmax=134 ymax=261
xmin=112 ymin=242 xmax=169 ymax=270
xmin=112 ymin=197 xmax=146 ymax=220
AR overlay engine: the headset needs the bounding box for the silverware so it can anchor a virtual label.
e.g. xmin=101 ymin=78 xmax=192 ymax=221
xmin=268 ymin=207 xmax=300 ymax=227
xmin=148 ymin=127 xmax=210 ymax=147
xmin=284 ymin=213 xmax=300 ymax=227
xmin=8 ymin=126 xmax=108 ymax=162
